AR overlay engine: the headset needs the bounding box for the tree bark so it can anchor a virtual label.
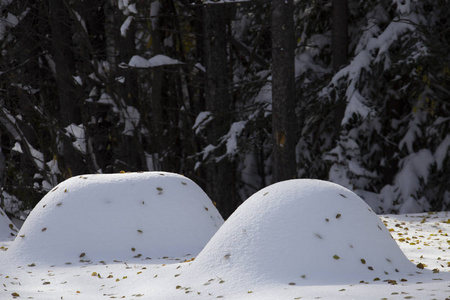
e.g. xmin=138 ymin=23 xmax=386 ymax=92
xmin=271 ymin=0 xmax=297 ymax=183
xmin=104 ymin=0 xmax=119 ymax=74
xmin=332 ymin=0 xmax=349 ymax=71
xmin=331 ymin=0 xmax=349 ymax=140
xmin=203 ymin=4 xmax=238 ymax=218
xmin=48 ymin=0 xmax=84 ymax=176
xmin=48 ymin=0 xmax=81 ymax=127
xmin=150 ymin=0 xmax=164 ymax=170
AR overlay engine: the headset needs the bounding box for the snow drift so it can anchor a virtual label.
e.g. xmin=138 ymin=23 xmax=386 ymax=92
xmin=6 ymin=172 xmax=223 ymax=265
xmin=183 ymin=179 xmax=420 ymax=290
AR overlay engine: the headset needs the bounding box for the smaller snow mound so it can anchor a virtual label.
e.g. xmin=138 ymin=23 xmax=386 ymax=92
xmin=183 ymin=179 xmax=420 ymax=290
xmin=6 ymin=172 xmax=223 ymax=265
xmin=0 ymin=207 xmax=18 ymax=241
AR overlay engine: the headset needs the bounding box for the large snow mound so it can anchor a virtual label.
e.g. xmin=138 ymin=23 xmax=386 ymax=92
xmin=183 ymin=179 xmax=420 ymax=289
xmin=0 ymin=207 xmax=18 ymax=241
xmin=6 ymin=172 xmax=223 ymax=265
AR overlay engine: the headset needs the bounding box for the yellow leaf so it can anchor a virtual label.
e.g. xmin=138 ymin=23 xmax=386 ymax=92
xmin=147 ymin=36 xmax=153 ymax=49
xmin=275 ymin=131 xmax=286 ymax=148
xmin=416 ymin=263 xmax=425 ymax=269
xmin=422 ymin=74 xmax=427 ymax=83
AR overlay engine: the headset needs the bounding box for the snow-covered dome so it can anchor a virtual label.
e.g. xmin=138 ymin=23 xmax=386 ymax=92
xmin=184 ymin=179 xmax=418 ymax=287
xmin=7 ymin=172 xmax=223 ymax=264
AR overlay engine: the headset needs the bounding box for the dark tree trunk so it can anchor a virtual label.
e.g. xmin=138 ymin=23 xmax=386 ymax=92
xmin=331 ymin=0 xmax=349 ymax=140
xmin=150 ymin=1 xmax=164 ymax=170
xmin=104 ymin=0 xmax=119 ymax=74
xmin=332 ymin=0 xmax=349 ymax=71
xmin=48 ymin=0 xmax=81 ymax=127
xmin=203 ymin=4 xmax=238 ymax=218
xmin=48 ymin=0 xmax=84 ymax=176
xmin=271 ymin=0 xmax=297 ymax=183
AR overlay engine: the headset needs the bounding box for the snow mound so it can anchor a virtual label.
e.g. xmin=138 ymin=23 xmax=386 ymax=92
xmin=0 ymin=207 xmax=18 ymax=241
xmin=7 ymin=172 xmax=223 ymax=265
xmin=184 ymin=179 xmax=419 ymax=288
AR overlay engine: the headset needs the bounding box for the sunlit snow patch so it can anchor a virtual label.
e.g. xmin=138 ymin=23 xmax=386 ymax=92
xmin=183 ymin=179 xmax=421 ymax=290
xmin=6 ymin=172 xmax=223 ymax=265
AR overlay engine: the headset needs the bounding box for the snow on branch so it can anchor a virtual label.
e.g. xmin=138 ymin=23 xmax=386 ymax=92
xmin=192 ymin=111 xmax=213 ymax=135
xmin=198 ymin=0 xmax=251 ymax=4
xmin=121 ymin=54 xmax=184 ymax=69
xmin=320 ymin=9 xmax=420 ymax=126
xmin=120 ymin=16 xmax=133 ymax=37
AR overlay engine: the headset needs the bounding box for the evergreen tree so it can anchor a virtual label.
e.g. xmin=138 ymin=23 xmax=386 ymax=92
xmin=0 ymin=0 xmax=448 ymax=220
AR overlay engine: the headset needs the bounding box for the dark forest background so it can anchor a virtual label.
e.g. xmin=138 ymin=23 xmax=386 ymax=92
xmin=0 ymin=0 xmax=449 ymax=220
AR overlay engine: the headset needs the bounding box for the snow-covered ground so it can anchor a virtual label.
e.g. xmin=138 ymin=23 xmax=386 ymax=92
xmin=1 ymin=173 xmax=449 ymax=299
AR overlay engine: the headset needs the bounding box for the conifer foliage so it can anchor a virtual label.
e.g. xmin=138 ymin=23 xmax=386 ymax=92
xmin=0 ymin=0 xmax=448 ymax=219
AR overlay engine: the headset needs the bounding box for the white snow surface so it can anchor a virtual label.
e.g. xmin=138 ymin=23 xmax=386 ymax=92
xmin=180 ymin=180 xmax=420 ymax=287
xmin=65 ymin=123 xmax=87 ymax=154
xmin=120 ymin=16 xmax=134 ymax=37
xmin=1 ymin=176 xmax=449 ymax=299
xmin=192 ymin=111 xmax=213 ymax=134
xmin=2 ymin=172 xmax=223 ymax=266
xmin=11 ymin=142 xmax=22 ymax=153
xmin=128 ymin=54 xmax=183 ymax=68
xmin=224 ymin=121 xmax=247 ymax=155
xmin=122 ymin=105 xmax=140 ymax=136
